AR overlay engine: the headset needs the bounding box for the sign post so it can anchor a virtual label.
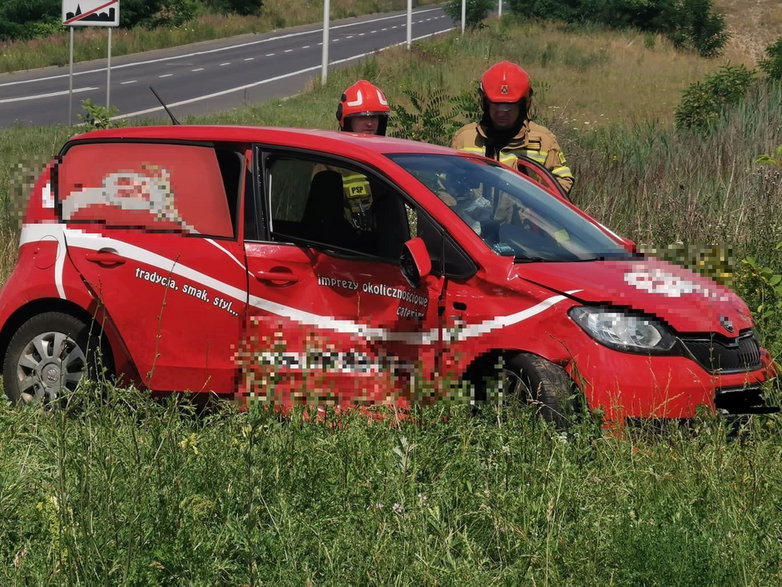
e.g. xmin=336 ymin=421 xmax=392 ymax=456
xmin=62 ymin=0 xmax=121 ymax=125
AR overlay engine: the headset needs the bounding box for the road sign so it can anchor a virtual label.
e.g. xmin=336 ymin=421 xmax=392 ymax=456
xmin=62 ymin=0 xmax=120 ymax=27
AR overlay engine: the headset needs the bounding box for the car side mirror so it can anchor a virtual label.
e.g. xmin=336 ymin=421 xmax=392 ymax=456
xmin=400 ymin=237 xmax=432 ymax=289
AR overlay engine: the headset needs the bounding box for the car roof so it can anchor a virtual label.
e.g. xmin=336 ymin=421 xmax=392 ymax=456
xmin=69 ymin=125 xmax=461 ymax=157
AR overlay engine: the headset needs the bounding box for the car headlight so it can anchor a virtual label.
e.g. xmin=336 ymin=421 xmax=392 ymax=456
xmin=569 ymin=307 xmax=677 ymax=353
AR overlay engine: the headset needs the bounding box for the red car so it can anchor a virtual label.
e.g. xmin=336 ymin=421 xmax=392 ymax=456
xmin=0 ymin=125 xmax=776 ymax=423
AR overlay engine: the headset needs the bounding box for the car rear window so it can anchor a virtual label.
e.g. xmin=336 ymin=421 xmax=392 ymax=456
xmin=56 ymin=142 xmax=235 ymax=238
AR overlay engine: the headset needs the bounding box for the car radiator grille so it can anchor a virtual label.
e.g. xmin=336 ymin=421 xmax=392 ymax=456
xmin=680 ymin=331 xmax=762 ymax=373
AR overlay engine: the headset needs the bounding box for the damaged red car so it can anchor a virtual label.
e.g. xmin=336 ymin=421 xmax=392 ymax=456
xmin=0 ymin=125 xmax=776 ymax=424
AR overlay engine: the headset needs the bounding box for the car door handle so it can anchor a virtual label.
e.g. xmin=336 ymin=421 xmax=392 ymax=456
xmin=255 ymin=269 xmax=299 ymax=286
xmin=85 ymin=248 xmax=126 ymax=267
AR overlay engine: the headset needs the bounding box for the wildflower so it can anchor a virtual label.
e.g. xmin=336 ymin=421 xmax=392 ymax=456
xmin=392 ymin=503 xmax=404 ymax=515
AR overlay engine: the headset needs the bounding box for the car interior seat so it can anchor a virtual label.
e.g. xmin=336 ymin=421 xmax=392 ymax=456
xmin=302 ymin=169 xmax=362 ymax=250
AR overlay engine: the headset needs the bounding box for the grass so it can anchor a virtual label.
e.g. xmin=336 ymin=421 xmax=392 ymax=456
xmin=0 ymin=8 xmax=781 ymax=583
xmin=3 ymin=388 xmax=782 ymax=584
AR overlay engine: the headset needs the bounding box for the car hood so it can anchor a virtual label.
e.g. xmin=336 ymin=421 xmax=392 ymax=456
xmin=514 ymin=257 xmax=754 ymax=334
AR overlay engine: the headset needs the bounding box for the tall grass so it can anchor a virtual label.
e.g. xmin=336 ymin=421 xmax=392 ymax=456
xmin=2 ymin=387 xmax=782 ymax=584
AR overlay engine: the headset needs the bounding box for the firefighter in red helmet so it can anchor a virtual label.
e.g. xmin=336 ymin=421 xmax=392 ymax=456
xmin=452 ymin=61 xmax=574 ymax=194
xmin=336 ymin=79 xmax=390 ymax=135
xmin=324 ymin=80 xmax=391 ymax=233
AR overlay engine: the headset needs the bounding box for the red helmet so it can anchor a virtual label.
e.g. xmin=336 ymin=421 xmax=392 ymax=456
xmin=336 ymin=80 xmax=390 ymax=135
xmin=480 ymin=61 xmax=531 ymax=103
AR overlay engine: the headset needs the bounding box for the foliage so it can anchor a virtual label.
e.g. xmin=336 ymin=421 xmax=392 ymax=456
xmin=0 ymin=0 xmax=264 ymax=40
xmin=506 ymin=0 xmax=729 ymax=57
xmin=390 ymin=88 xmax=481 ymax=146
xmin=758 ymin=37 xmax=782 ymax=80
xmin=755 ymin=144 xmax=782 ymax=167
xmin=206 ymin=0 xmax=264 ymax=17
xmin=443 ymin=0 xmax=495 ymax=30
xmin=739 ymin=244 xmax=782 ymax=359
xmin=78 ymin=99 xmax=122 ymax=131
xmin=0 ymin=0 xmax=59 ymax=41
xmin=673 ymin=64 xmax=755 ymax=131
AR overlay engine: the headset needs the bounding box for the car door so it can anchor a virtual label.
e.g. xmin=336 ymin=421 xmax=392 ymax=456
xmin=57 ymin=140 xmax=249 ymax=394
xmin=239 ymin=149 xmax=447 ymax=407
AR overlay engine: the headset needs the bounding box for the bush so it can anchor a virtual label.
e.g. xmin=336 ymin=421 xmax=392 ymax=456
xmin=390 ymin=88 xmax=481 ymax=146
xmin=507 ymin=0 xmax=728 ymax=57
xmin=444 ymin=0 xmax=495 ymax=30
xmin=759 ymin=38 xmax=782 ymax=80
xmin=674 ymin=64 xmax=755 ymax=131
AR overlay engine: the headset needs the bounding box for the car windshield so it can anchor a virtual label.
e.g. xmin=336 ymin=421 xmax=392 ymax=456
xmin=388 ymin=153 xmax=633 ymax=262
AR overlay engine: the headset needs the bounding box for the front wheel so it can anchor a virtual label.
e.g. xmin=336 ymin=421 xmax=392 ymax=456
xmin=494 ymin=353 xmax=579 ymax=429
xmin=3 ymin=312 xmax=108 ymax=406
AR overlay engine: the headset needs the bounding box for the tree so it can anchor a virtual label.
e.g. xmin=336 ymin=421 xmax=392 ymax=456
xmin=444 ymin=0 xmax=495 ymax=30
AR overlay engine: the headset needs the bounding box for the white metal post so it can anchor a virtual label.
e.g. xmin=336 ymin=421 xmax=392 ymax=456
xmin=499 ymin=0 xmax=503 ymax=18
xmin=106 ymin=27 xmax=112 ymax=109
xmin=68 ymin=27 xmax=74 ymax=126
xmin=406 ymin=0 xmax=412 ymax=49
xmin=461 ymin=0 xmax=466 ymax=34
xmin=321 ymin=0 xmax=330 ymax=85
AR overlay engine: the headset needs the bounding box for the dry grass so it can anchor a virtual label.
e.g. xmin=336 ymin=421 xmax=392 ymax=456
xmin=715 ymin=0 xmax=782 ymax=65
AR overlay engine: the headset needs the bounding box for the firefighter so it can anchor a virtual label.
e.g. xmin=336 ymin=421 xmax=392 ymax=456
xmin=451 ymin=61 xmax=574 ymax=195
xmin=332 ymin=80 xmax=391 ymax=231
xmin=336 ymin=79 xmax=390 ymax=136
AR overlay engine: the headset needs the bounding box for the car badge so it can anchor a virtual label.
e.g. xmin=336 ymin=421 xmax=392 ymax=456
xmin=500 ymin=84 xmax=509 ymax=94
xmin=719 ymin=316 xmax=734 ymax=333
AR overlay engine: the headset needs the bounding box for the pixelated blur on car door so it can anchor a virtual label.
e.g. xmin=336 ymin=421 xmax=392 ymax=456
xmin=239 ymin=154 xmax=443 ymax=408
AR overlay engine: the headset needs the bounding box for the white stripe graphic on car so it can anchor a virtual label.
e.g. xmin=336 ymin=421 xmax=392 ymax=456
xmin=20 ymin=224 xmax=577 ymax=344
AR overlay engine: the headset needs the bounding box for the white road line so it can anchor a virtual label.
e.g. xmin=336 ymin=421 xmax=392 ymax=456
xmin=265 ymin=53 xmax=275 ymax=56
xmin=243 ymin=57 xmax=254 ymax=61
xmin=0 ymin=7 xmax=445 ymax=89
xmin=219 ymin=62 xmax=231 ymax=66
xmin=191 ymin=67 xmax=205 ymax=72
xmin=120 ymin=80 xmax=137 ymax=85
xmin=284 ymin=49 xmax=293 ymax=53
xmin=302 ymin=45 xmax=310 ymax=49
xmin=158 ymin=74 xmax=173 ymax=78
xmin=0 ymin=86 xmax=97 ymax=103
xmin=114 ymin=27 xmax=456 ymax=121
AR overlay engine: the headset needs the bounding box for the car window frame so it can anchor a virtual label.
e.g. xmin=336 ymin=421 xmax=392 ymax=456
xmin=54 ymin=138 xmax=244 ymax=241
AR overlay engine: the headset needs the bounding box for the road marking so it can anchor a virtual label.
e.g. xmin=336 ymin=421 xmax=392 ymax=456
xmin=120 ymin=80 xmax=137 ymax=85
xmin=243 ymin=57 xmax=254 ymax=61
xmin=265 ymin=53 xmax=275 ymax=56
xmin=158 ymin=74 xmax=173 ymax=78
xmin=191 ymin=67 xmax=205 ymax=72
xmin=220 ymin=62 xmax=231 ymax=66
xmin=302 ymin=45 xmax=310 ymax=49
xmin=0 ymin=86 xmax=97 ymax=104
xmin=114 ymin=27 xmax=456 ymax=121
xmin=0 ymin=7 xmax=446 ymax=89
xmin=284 ymin=49 xmax=293 ymax=53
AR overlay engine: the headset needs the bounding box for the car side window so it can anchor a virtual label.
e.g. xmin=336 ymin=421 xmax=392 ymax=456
xmin=56 ymin=141 xmax=238 ymax=238
xmin=266 ymin=156 xmax=411 ymax=260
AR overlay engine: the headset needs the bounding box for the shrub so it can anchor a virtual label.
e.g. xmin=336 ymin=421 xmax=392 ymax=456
xmin=507 ymin=0 xmax=728 ymax=57
xmin=444 ymin=0 xmax=495 ymax=30
xmin=390 ymin=88 xmax=481 ymax=146
xmin=674 ymin=64 xmax=755 ymax=131
xmin=759 ymin=38 xmax=782 ymax=80
xmin=79 ymin=99 xmax=122 ymax=130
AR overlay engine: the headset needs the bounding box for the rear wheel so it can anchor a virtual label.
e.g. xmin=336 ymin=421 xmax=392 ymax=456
xmin=492 ymin=353 xmax=579 ymax=429
xmin=3 ymin=312 xmax=108 ymax=406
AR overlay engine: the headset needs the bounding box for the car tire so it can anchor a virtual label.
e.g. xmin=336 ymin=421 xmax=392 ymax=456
xmin=495 ymin=352 xmax=579 ymax=429
xmin=3 ymin=312 xmax=108 ymax=406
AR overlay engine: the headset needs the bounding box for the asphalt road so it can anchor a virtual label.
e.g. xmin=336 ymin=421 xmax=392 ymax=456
xmin=0 ymin=5 xmax=454 ymax=128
